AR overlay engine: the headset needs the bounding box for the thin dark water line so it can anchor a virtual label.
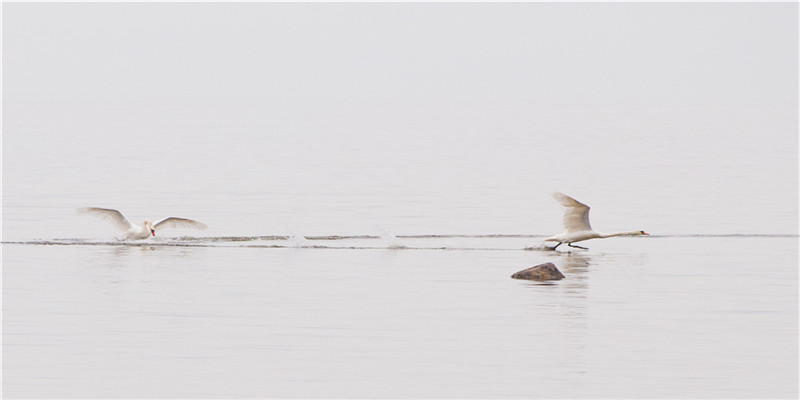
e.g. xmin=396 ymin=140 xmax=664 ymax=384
xmin=399 ymin=234 xmax=543 ymax=239
xmin=2 ymin=233 xmax=796 ymax=249
xmin=1 ymin=240 xmax=536 ymax=252
xmin=649 ymin=234 xmax=799 ymax=238
xmin=245 ymin=245 xmax=525 ymax=252
xmin=172 ymin=234 xmax=545 ymax=241
xmin=1 ymin=240 xmax=218 ymax=248
xmin=170 ymin=233 xmax=798 ymax=242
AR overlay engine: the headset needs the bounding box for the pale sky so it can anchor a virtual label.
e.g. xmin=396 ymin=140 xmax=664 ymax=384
xmin=4 ymin=2 xmax=797 ymax=106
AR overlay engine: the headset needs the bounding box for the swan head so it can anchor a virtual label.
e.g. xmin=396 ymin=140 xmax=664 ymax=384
xmin=638 ymin=231 xmax=649 ymax=236
xmin=143 ymin=220 xmax=156 ymax=236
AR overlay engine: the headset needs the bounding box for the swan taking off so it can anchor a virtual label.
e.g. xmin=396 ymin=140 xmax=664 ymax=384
xmin=77 ymin=207 xmax=208 ymax=240
xmin=544 ymin=192 xmax=648 ymax=250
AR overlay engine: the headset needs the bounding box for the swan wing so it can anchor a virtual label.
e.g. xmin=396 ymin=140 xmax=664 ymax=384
xmin=552 ymin=192 xmax=592 ymax=232
xmin=77 ymin=207 xmax=134 ymax=232
xmin=153 ymin=217 xmax=208 ymax=231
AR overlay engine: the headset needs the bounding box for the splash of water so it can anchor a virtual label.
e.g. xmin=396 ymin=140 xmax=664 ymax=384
xmin=524 ymin=242 xmax=552 ymax=251
xmin=288 ymin=234 xmax=313 ymax=248
xmin=373 ymin=225 xmax=407 ymax=249
xmin=284 ymin=224 xmax=315 ymax=248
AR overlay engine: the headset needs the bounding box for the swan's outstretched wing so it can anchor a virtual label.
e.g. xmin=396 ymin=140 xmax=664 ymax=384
xmin=153 ymin=217 xmax=208 ymax=231
xmin=77 ymin=207 xmax=134 ymax=232
xmin=552 ymin=192 xmax=592 ymax=232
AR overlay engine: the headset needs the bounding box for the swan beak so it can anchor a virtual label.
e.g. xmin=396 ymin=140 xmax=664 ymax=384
xmin=151 ymin=229 xmax=156 ymax=236
xmin=642 ymin=231 xmax=650 ymax=235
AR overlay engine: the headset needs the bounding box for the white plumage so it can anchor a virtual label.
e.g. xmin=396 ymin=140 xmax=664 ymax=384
xmin=77 ymin=207 xmax=207 ymax=240
xmin=544 ymin=192 xmax=648 ymax=250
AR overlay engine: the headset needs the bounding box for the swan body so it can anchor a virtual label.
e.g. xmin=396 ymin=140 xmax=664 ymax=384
xmin=544 ymin=192 xmax=648 ymax=250
xmin=77 ymin=207 xmax=207 ymax=240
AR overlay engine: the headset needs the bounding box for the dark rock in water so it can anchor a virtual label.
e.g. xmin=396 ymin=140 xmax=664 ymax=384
xmin=511 ymin=262 xmax=565 ymax=281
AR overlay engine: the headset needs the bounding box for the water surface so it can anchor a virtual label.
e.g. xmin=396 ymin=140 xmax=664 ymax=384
xmin=3 ymin=3 xmax=797 ymax=398
xmin=3 ymin=235 xmax=797 ymax=398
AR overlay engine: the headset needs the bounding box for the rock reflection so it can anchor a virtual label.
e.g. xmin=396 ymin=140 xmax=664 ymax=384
xmin=521 ymin=253 xmax=590 ymax=290
xmin=547 ymin=252 xmax=591 ymax=316
xmin=558 ymin=252 xmax=590 ymax=293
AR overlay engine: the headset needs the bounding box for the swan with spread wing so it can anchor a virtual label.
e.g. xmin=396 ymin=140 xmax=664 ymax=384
xmin=545 ymin=192 xmax=648 ymax=250
xmin=77 ymin=207 xmax=207 ymax=240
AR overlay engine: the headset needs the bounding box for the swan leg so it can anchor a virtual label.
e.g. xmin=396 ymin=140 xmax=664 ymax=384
xmin=549 ymin=242 xmax=562 ymax=251
xmin=568 ymin=243 xmax=588 ymax=250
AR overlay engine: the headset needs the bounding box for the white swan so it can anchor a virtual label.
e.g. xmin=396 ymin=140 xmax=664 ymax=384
xmin=544 ymin=192 xmax=648 ymax=250
xmin=77 ymin=207 xmax=208 ymax=240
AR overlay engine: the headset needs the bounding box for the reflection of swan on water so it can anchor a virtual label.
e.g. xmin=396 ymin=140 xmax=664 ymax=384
xmin=77 ymin=207 xmax=207 ymax=240
xmin=559 ymin=252 xmax=591 ymax=270
xmin=545 ymin=192 xmax=649 ymax=250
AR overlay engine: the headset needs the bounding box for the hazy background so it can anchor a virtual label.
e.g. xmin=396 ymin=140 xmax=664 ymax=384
xmin=3 ymin=3 xmax=797 ymax=240
xmin=3 ymin=3 xmax=798 ymax=399
xmin=4 ymin=3 xmax=797 ymax=105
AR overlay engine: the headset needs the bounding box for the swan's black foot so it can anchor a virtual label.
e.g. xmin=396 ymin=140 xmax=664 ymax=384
xmin=568 ymin=243 xmax=588 ymax=250
xmin=548 ymin=242 xmax=562 ymax=251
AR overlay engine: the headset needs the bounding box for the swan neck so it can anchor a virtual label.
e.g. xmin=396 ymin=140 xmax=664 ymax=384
xmin=601 ymin=231 xmax=641 ymax=238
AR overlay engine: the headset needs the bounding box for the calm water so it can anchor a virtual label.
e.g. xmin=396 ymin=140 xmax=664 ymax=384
xmin=2 ymin=235 xmax=797 ymax=398
xmin=3 ymin=4 xmax=798 ymax=397
xmin=3 ymin=99 xmax=798 ymax=398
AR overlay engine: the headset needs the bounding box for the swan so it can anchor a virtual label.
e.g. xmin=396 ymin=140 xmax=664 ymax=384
xmin=544 ymin=192 xmax=648 ymax=250
xmin=77 ymin=207 xmax=208 ymax=240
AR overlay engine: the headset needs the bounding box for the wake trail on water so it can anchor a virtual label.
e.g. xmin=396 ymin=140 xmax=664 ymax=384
xmin=2 ymin=239 xmax=523 ymax=252
xmin=3 ymin=233 xmax=796 ymax=250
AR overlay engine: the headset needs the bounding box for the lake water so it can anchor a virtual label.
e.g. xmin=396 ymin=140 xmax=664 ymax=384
xmin=3 ymin=3 xmax=798 ymax=398
xmin=2 ymin=235 xmax=797 ymax=398
xmin=2 ymin=101 xmax=797 ymax=398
